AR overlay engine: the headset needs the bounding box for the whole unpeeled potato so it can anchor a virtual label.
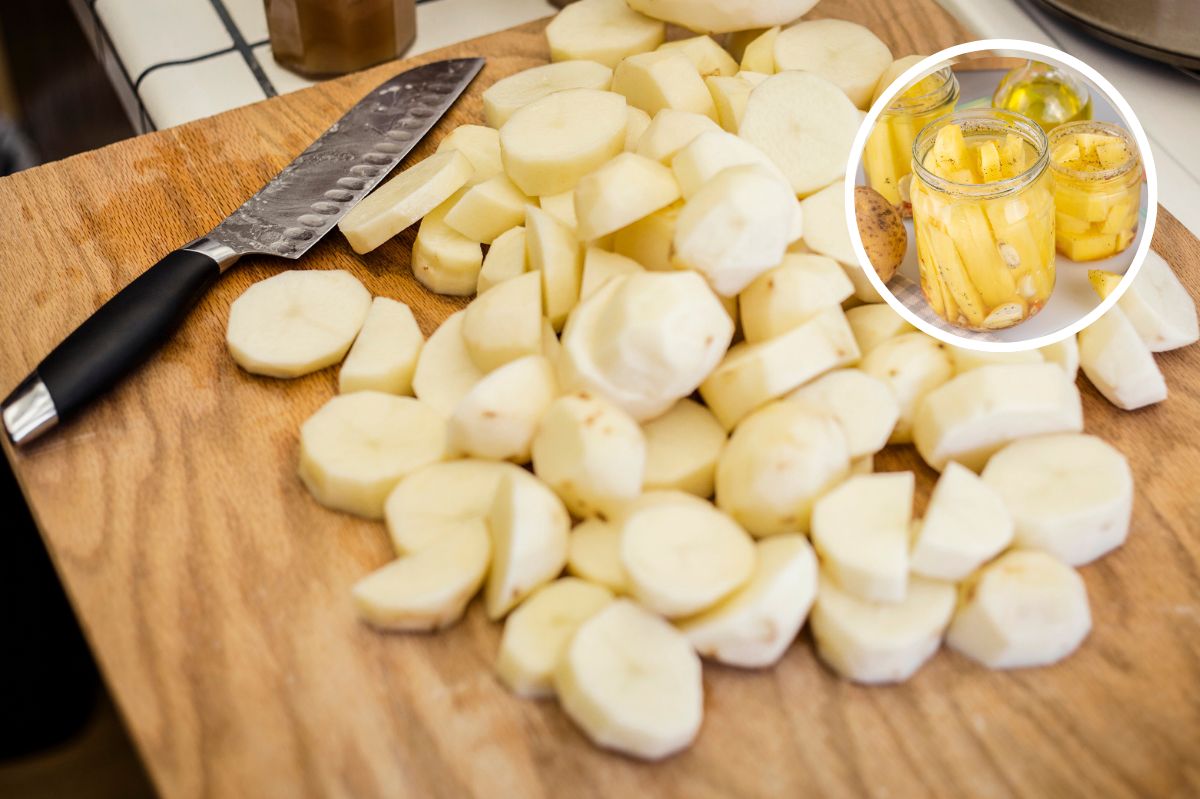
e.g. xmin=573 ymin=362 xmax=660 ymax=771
xmin=854 ymin=186 xmax=906 ymax=283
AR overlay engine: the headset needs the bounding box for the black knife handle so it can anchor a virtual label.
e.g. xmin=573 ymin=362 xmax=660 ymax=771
xmin=2 ymin=249 xmax=221 ymax=444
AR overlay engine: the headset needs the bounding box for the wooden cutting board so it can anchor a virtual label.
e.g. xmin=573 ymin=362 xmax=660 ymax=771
xmin=2 ymin=3 xmax=1198 ymax=797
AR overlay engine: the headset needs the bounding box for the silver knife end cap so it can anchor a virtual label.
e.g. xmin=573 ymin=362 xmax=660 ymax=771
xmin=2 ymin=374 xmax=58 ymax=446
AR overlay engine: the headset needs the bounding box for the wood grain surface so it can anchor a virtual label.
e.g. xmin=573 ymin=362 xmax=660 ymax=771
xmin=2 ymin=3 xmax=1198 ymax=797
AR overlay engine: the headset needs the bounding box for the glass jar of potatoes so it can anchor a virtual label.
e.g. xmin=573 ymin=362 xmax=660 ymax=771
xmin=1048 ymin=120 xmax=1141 ymax=262
xmin=910 ymin=109 xmax=1054 ymax=331
xmin=862 ymin=66 xmax=959 ymax=208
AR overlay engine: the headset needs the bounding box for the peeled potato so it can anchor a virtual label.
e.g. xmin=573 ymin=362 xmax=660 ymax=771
xmin=626 ymin=0 xmax=820 ymax=34
xmin=657 ymin=35 xmax=739 ymax=78
xmin=483 ymin=60 xmax=614 ymax=128
xmin=634 ymin=108 xmax=722 ymax=163
xmin=412 ymin=191 xmax=484 ymax=296
xmin=499 ymin=89 xmax=628 ymax=197
xmin=854 ymin=185 xmax=906 ymax=282
xmin=338 ymin=150 xmax=473 ymax=254
xmin=611 ymin=50 xmax=718 ymax=121
xmin=546 ymin=0 xmax=665 ymax=68
xmin=574 ymin=152 xmax=681 ymax=241
xmin=435 ymin=125 xmax=503 ymax=186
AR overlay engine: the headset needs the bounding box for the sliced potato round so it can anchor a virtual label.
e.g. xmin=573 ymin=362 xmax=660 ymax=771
xmin=946 ymin=550 xmax=1090 ymax=670
xmin=811 ymin=573 xmax=955 ymax=684
xmin=546 ymin=0 xmax=665 ymax=68
xmin=227 ymin=269 xmax=371 ymax=378
xmin=773 ymin=19 xmax=893 ymax=109
xmin=299 ymin=392 xmax=449 ymax=519
xmin=483 ymin=60 xmax=614 ymax=128
xmin=811 ymin=472 xmax=913 ymax=603
xmin=641 ymin=398 xmax=726 ymax=497
xmin=679 ymin=534 xmax=817 ymax=668
xmin=531 ymin=391 xmax=646 ymax=518
xmin=385 ymin=459 xmax=541 ymax=553
xmin=462 ymin=270 xmax=543 ymax=373
xmin=575 ymin=152 xmax=681 ymax=241
xmin=982 ymin=433 xmax=1132 ymax=566
xmin=352 ymin=520 xmax=490 ymax=632
xmin=555 ymin=599 xmax=702 ymax=761
xmin=715 ymin=401 xmax=850 ymax=536
xmin=611 ymin=50 xmax=718 ymax=121
xmin=449 ymin=354 xmax=557 ymax=463
xmin=338 ymin=150 xmax=473 ymax=254
xmin=739 ymin=71 xmax=861 ymax=196
xmin=338 ymin=296 xmax=423 ymax=396
xmin=618 ymin=491 xmax=756 ymax=617
xmin=787 ymin=368 xmax=899 ymax=458
xmin=500 ymin=88 xmax=628 ymax=197
xmin=567 ymin=517 xmax=628 ymax=592
xmin=496 ymin=577 xmax=614 ymax=697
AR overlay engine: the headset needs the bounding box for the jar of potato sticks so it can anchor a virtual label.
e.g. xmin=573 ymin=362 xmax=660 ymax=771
xmin=862 ymin=66 xmax=959 ymax=209
xmin=1048 ymin=120 xmax=1141 ymax=262
xmin=910 ymin=109 xmax=1054 ymax=331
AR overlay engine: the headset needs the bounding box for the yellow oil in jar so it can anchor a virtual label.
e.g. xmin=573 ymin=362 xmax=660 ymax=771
xmin=993 ymin=61 xmax=1092 ymax=131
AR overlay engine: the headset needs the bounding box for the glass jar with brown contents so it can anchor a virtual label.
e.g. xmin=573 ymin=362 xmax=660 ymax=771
xmin=265 ymin=0 xmax=417 ymax=79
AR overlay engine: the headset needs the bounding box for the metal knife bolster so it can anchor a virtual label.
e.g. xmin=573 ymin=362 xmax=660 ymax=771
xmin=193 ymin=57 xmax=485 ymax=266
xmin=1 ymin=57 xmax=484 ymax=446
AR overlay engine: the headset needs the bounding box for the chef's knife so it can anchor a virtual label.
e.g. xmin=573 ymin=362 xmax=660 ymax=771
xmin=2 ymin=57 xmax=485 ymax=446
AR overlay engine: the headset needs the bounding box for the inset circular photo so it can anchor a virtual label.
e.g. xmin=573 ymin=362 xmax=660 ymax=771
xmin=847 ymin=41 xmax=1157 ymax=349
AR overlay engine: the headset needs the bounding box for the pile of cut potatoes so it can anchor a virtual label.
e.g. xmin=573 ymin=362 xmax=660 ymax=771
xmin=220 ymin=0 xmax=1200 ymax=761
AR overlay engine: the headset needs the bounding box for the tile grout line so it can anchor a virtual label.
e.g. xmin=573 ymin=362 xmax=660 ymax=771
xmin=207 ymin=0 xmax=278 ymax=98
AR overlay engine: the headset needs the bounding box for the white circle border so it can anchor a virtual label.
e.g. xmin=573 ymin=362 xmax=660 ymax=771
xmin=844 ymin=39 xmax=1159 ymax=353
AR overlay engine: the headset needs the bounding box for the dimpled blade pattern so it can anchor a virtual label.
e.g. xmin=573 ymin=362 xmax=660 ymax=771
xmin=209 ymin=58 xmax=485 ymax=260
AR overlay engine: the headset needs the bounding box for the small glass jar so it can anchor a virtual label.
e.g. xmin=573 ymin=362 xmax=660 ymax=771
xmin=1048 ymin=120 xmax=1141 ymax=262
xmin=863 ymin=66 xmax=959 ymax=209
xmin=265 ymin=0 xmax=417 ymax=79
xmin=993 ymin=60 xmax=1092 ymax=131
xmin=910 ymin=109 xmax=1055 ymax=331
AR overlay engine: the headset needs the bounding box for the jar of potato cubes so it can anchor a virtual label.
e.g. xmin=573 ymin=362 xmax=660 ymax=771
xmin=910 ymin=109 xmax=1055 ymax=331
xmin=862 ymin=66 xmax=959 ymax=208
xmin=1048 ymin=120 xmax=1141 ymax=262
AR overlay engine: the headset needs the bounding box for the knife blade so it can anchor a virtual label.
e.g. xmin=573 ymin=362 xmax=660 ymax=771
xmin=1 ymin=57 xmax=485 ymax=446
